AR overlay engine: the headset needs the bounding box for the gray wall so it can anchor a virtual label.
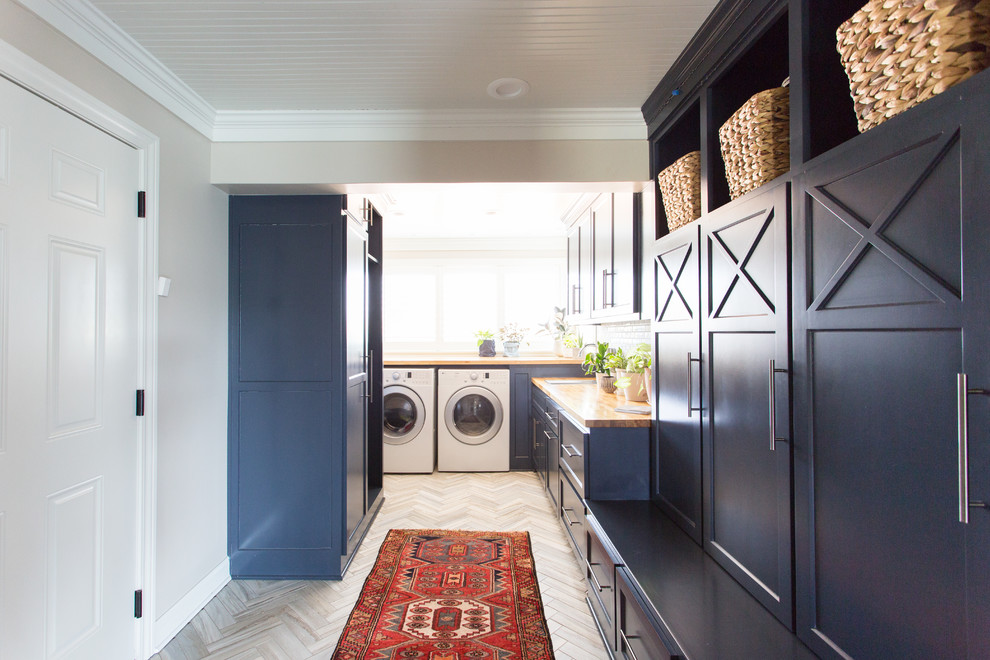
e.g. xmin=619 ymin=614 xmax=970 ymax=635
xmin=0 ymin=0 xmax=229 ymax=640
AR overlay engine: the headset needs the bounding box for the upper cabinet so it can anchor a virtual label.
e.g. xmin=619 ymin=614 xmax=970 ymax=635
xmin=565 ymin=192 xmax=641 ymax=322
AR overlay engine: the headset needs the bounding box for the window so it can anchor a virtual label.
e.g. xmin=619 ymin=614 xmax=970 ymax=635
xmin=383 ymin=254 xmax=565 ymax=352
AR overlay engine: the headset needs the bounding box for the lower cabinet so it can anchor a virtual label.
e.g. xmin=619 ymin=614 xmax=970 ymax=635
xmin=616 ymin=568 xmax=683 ymax=660
xmin=534 ymin=380 xmax=817 ymax=659
xmin=559 ymin=472 xmax=587 ymax=558
xmin=585 ymin=516 xmax=618 ymax=652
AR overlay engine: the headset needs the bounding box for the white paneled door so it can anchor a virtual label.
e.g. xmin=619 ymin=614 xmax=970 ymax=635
xmin=0 ymin=76 xmax=141 ymax=659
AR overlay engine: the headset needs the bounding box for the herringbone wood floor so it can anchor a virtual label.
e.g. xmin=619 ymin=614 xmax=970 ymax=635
xmin=152 ymin=472 xmax=610 ymax=659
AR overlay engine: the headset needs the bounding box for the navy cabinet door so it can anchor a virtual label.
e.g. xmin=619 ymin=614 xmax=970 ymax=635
xmin=344 ymin=214 xmax=368 ymax=546
xmin=963 ymin=73 xmax=990 ymax=660
xmin=792 ymin=76 xmax=989 ymax=658
xmin=651 ymin=224 xmax=703 ymax=544
xmin=228 ymin=195 xmax=343 ymax=578
xmin=700 ymin=181 xmax=793 ymax=628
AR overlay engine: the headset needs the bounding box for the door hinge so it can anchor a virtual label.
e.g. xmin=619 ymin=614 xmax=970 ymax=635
xmin=136 ymin=390 xmax=145 ymax=417
xmin=134 ymin=589 xmax=143 ymax=619
xmin=137 ymin=191 xmax=146 ymax=218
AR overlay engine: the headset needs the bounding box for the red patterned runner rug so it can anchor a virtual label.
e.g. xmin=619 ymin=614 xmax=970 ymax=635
xmin=332 ymin=529 xmax=555 ymax=659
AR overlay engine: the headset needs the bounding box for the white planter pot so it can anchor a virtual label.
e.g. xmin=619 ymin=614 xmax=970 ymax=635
xmin=620 ymin=371 xmax=648 ymax=402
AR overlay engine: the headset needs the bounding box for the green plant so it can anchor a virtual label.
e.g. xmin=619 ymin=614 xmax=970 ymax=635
xmin=582 ymin=341 xmax=610 ymax=375
xmin=475 ymin=329 xmax=494 ymax=347
xmin=604 ymin=347 xmax=627 ymax=372
xmin=625 ymin=343 xmax=652 ymax=373
xmin=539 ymin=306 xmax=568 ymax=340
xmin=563 ymin=332 xmax=582 ymax=349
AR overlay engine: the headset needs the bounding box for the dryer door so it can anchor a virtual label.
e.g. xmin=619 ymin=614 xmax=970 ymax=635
xmin=383 ymin=385 xmax=425 ymax=445
xmin=444 ymin=386 xmax=504 ymax=445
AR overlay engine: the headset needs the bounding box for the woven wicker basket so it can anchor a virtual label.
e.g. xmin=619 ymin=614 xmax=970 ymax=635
xmin=718 ymin=86 xmax=790 ymax=200
xmin=837 ymin=0 xmax=990 ymax=133
xmin=657 ymin=151 xmax=701 ymax=232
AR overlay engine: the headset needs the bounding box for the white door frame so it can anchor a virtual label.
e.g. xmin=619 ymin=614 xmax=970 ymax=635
xmin=0 ymin=38 xmax=160 ymax=659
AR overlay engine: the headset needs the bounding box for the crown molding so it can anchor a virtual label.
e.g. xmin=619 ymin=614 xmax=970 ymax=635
xmin=17 ymin=0 xmax=216 ymax=138
xmin=211 ymin=108 xmax=648 ymax=142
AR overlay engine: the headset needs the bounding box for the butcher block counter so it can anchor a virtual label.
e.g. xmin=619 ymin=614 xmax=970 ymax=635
xmin=532 ymin=377 xmax=651 ymax=428
xmin=384 ymin=353 xmax=583 ymax=366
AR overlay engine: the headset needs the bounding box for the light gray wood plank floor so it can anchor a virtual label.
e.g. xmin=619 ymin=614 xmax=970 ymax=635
xmin=152 ymin=471 xmax=610 ymax=659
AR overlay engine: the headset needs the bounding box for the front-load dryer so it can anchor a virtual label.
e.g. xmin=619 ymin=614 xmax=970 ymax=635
xmin=437 ymin=369 xmax=510 ymax=472
xmin=383 ymin=368 xmax=435 ymax=473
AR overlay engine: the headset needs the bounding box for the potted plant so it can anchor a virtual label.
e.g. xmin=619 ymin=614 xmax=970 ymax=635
xmin=539 ymin=306 xmax=569 ymax=356
xmin=616 ymin=343 xmax=652 ymax=402
xmin=498 ymin=322 xmax=527 ymax=357
xmin=604 ymin=347 xmax=629 ymax=397
xmin=475 ymin=329 xmax=496 ymax=357
xmin=562 ymin=332 xmax=582 ymax=358
xmin=582 ymin=341 xmax=617 ymax=393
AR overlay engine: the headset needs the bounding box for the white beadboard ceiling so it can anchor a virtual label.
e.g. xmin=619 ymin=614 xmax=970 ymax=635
xmin=20 ymin=0 xmax=718 ymax=141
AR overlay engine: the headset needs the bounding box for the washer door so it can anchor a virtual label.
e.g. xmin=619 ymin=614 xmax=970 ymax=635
xmin=444 ymin=386 xmax=503 ymax=445
xmin=383 ymin=385 xmax=425 ymax=445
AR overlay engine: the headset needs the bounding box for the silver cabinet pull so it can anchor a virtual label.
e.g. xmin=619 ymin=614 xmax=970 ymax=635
xmin=687 ymin=353 xmax=703 ymax=417
xmin=958 ymin=373 xmax=989 ymax=523
xmin=368 ymin=349 xmax=374 ymax=403
xmin=561 ymin=444 xmax=582 ymax=458
xmin=956 ymin=374 xmax=990 ymax=524
xmin=959 ymin=373 xmax=969 ymax=523
xmin=585 ymin=559 xmax=611 ymax=592
xmin=561 ymin=507 xmax=581 ymax=527
xmin=769 ymin=359 xmax=788 ymax=451
xmin=619 ymin=629 xmax=641 ymax=660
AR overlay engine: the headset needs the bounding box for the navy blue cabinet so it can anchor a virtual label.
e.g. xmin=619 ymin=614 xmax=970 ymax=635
xmin=701 ymin=180 xmax=793 ymax=627
xmin=510 ymin=364 xmax=582 ymax=470
xmin=651 ymin=224 xmax=703 ymax=543
xmin=792 ymin=72 xmax=990 ymax=660
xmin=228 ymin=195 xmax=382 ymax=579
xmin=650 ymin=181 xmax=793 ymax=626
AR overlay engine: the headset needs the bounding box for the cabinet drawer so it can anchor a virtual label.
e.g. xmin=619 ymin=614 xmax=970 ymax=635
xmin=559 ymin=422 xmax=586 ymax=496
xmin=586 ymin=520 xmax=617 ymax=651
xmin=532 ymin=389 xmax=559 ymax=432
xmin=541 ymin=397 xmax=559 ymax=429
xmin=559 ymin=473 xmax=586 ymax=560
xmin=616 ymin=568 xmax=682 ymax=660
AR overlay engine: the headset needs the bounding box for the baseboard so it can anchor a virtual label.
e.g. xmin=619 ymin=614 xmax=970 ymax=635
xmin=152 ymin=557 xmax=230 ymax=653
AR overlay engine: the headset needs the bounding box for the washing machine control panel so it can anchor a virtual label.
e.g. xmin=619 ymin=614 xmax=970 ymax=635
xmin=385 ymin=369 xmax=436 ymax=387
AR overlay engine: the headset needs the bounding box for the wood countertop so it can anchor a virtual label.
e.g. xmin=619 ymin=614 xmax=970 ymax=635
xmin=384 ymin=353 xmax=583 ymax=366
xmin=532 ymin=377 xmax=652 ymax=429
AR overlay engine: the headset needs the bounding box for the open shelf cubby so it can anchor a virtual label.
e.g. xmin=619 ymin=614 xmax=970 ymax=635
xmin=806 ymin=0 xmax=867 ymax=160
xmin=652 ymin=99 xmax=701 ymax=239
xmin=706 ymin=9 xmax=790 ymax=213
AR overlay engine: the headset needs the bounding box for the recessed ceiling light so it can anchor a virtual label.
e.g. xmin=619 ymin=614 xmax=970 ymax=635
xmin=487 ymin=78 xmax=530 ymax=100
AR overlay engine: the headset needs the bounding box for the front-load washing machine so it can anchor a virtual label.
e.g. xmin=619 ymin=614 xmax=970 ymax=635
xmin=437 ymin=369 xmax=510 ymax=472
xmin=383 ymin=368 xmax=435 ymax=473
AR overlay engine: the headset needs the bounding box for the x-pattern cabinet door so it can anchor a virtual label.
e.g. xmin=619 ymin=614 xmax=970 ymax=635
xmin=792 ymin=73 xmax=990 ymax=659
xmin=701 ymin=181 xmax=793 ymax=628
xmin=651 ymin=224 xmax=703 ymax=545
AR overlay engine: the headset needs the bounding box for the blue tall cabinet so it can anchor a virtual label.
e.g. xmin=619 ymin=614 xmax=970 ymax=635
xmin=228 ymin=195 xmax=383 ymax=579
